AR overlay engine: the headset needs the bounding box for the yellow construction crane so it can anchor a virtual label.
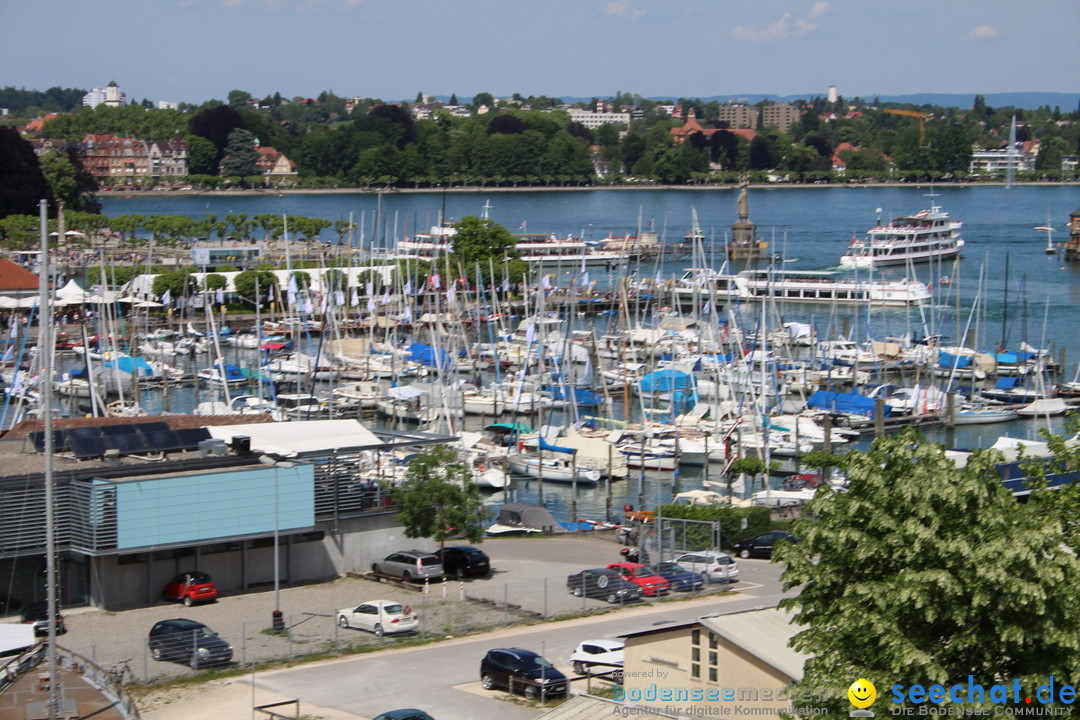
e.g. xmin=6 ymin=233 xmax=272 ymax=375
xmin=883 ymin=108 xmax=933 ymax=144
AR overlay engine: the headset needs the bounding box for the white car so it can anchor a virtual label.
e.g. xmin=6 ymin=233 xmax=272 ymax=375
xmin=569 ymin=638 xmax=624 ymax=676
xmin=672 ymin=552 xmax=740 ymax=583
xmin=336 ymin=600 xmax=419 ymax=637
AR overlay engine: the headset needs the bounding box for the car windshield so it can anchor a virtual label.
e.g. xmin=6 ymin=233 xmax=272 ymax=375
xmin=630 ymin=567 xmax=656 ymax=577
xmin=384 ymin=604 xmax=404 ymax=615
xmin=520 ymin=655 xmax=554 ymax=672
xmin=659 ymin=563 xmax=685 ymax=573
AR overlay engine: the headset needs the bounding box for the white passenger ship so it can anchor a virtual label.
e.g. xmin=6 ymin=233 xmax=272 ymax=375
xmin=668 ymin=268 xmax=933 ymax=308
xmin=395 ymin=225 xmax=628 ymax=267
xmin=840 ymin=196 xmax=964 ymax=268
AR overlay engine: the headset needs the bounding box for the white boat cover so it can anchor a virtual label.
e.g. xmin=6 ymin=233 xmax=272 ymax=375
xmin=207 ymin=419 xmax=382 ymax=456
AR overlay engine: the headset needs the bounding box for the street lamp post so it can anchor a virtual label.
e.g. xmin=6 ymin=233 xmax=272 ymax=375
xmin=259 ymin=455 xmax=295 ymax=632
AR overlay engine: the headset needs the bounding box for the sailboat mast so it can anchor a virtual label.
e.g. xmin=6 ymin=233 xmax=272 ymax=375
xmin=39 ymin=199 xmax=60 ymax=719
xmin=1000 ymin=252 xmax=1009 ymax=350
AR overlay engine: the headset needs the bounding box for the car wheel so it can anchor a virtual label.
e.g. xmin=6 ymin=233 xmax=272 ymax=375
xmin=402 ymin=570 xmax=412 ymax=582
xmin=371 ymin=563 xmax=380 ymax=574
xmin=481 ymin=672 xmax=494 ymax=690
xmin=570 ymin=586 xmax=583 ymax=597
xmin=373 ymin=623 xmax=383 ymax=638
xmin=739 ymin=548 xmax=751 ymax=559
xmin=337 ymin=615 xmax=349 ymax=629
xmin=183 ymin=595 xmax=193 ymax=607
xmin=151 ymin=645 xmax=163 ymax=661
xmin=524 ymin=685 xmax=538 ymax=700
xmin=573 ymin=661 xmax=588 ymax=675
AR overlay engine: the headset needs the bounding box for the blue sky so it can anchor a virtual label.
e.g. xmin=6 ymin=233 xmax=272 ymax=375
xmin=1 ymin=0 xmax=1076 ymax=106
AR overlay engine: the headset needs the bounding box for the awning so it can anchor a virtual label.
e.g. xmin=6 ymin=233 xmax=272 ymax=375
xmin=206 ymin=419 xmax=383 ymax=457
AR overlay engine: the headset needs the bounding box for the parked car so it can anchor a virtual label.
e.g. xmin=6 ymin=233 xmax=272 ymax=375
xmin=148 ymin=618 xmax=233 ymax=667
xmin=435 ymin=546 xmax=490 ymax=579
xmin=336 ymin=600 xmax=418 ymax=637
xmin=480 ymin=647 xmax=568 ymax=699
xmin=372 ymin=551 xmax=444 ymax=582
xmin=672 ymin=552 xmax=740 ymax=583
xmin=653 ymin=561 xmax=706 ymax=592
xmin=162 ymin=571 xmax=218 ymax=606
xmin=732 ymin=531 xmax=798 ymax=559
xmin=373 ymin=711 xmax=435 ymax=720
xmin=566 ymin=568 xmax=642 ymax=604
xmin=21 ymin=603 xmax=65 ymax=636
xmin=606 ymin=562 xmax=669 ymax=596
xmin=569 ymin=639 xmax=624 ymax=676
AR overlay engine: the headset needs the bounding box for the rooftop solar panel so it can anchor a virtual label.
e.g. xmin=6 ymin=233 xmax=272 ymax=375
xmin=68 ymin=435 xmax=107 ymax=460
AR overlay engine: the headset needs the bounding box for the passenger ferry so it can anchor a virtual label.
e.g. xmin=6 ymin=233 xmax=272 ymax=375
xmin=395 ymin=224 xmax=628 ymax=267
xmin=839 ymin=196 xmax=964 ymax=268
xmin=668 ymin=268 xmax=933 ymax=308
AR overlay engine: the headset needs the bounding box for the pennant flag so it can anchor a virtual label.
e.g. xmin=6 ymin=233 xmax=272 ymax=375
xmin=520 ymin=221 xmax=527 ymax=232
xmin=446 ymin=285 xmax=455 ymax=304
xmin=501 ymin=278 xmax=510 ymax=293
xmin=267 ymin=289 xmax=274 ymax=304
xmin=381 ymin=290 xmax=390 ymax=305
xmin=367 ymin=298 xmax=376 ymax=313
xmin=320 ymin=294 xmax=328 ymax=313
xmin=287 ymin=275 xmax=299 ymax=295
xmin=702 ymin=301 xmax=712 ymax=316
xmin=655 ymin=270 xmax=663 ymax=285
xmin=160 ymin=289 xmax=171 ymax=305
xmin=581 ymin=255 xmax=587 ymax=273
xmin=431 ymin=273 xmax=441 ymax=289
xmin=303 ymin=298 xmax=314 ymax=314
xmin=351 ymin=289 xmax=359 ymax=306
xmin=403 ymin=279 xmax=413 ymax=295
xmin=581 ymin=271 xmax=590 ymax=287
xmin=542 ymin=274 xmax=552 ymax=289
xmin=365 ymin=281 xmax=374 ymax=297
xmin=8 ymin=322 xmax=16 ymax=339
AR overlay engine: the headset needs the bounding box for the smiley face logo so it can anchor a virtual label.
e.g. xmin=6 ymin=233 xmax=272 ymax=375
xmin=848 ymin=678 xmax=876 ymax=709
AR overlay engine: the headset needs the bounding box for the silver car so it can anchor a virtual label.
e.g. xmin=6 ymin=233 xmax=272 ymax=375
xmin=673 ymin=551 xmax=739 ymax=583
xmin=372 ymin=550 xmax=444 ymax=582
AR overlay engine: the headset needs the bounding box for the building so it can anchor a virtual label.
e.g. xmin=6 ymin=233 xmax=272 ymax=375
xmin=617 ymin=607 xmax=810 ymax=717
xmin=256 ymin=146 xmax=298 ymax=180
xmin=157 ymin=101 xmax=179 ymax=110
xmin=760 ymin=102 xmax=800 ymax=133
xmin=79 ymin=132 xmax=189 ymax=186
xmin=0 ymin=257 xmax=43 ymax=298
xmin=670 ymin=110 xmax=756 ymax=151
xmin=715 ymin=104 xmax=758 ymax=130
xmin=969 ymin=141 xmax=1038 ymax=175
xmin=567 ymin=108 xmax=631 ymax=129
xmin=82 ymin=81 xmax=126 ymax=109
xmin=0 ymin=418 xmax=454 ymax=609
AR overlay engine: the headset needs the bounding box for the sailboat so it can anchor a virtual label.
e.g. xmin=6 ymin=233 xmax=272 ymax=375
xmin=1036 ymin=215 xmax=1057 ymax=255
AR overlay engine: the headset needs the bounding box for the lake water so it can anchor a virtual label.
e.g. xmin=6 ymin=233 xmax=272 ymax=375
xmin=94 ymin=185 xmax=1080 ymax=523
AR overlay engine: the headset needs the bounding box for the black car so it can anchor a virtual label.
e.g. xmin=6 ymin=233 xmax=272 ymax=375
xmin=732 ymin=531 xmax=798 ymax=559
xmin=148 ymin=618 xmax=233 ymax=668
xmin=480 ymin=647 xmax=568 ymax=700
xmin=566 ymin=568 xmax=643 ymax=604
xmin=21 ymin=603 xmax=65 ymax=636
xmin=435 ymin=545 xmax=491 ymax=579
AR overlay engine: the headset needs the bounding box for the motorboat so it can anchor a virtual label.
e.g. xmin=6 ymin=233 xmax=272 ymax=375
xmin=840 ymin=197 xmax=964 ymax=268
xmin=486 ymin=502 xmax=567 ymax=536
xmin=197 ymin=363 xmax=247 ymax=386
xmin=331 ymin=381 xmax=385 ymax=409
xmin=505 ymin=452 xmax=601 ymax=484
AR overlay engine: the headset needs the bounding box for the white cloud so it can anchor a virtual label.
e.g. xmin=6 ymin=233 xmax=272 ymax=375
xmin=967 ymin=25 xmax=999 ymax=40
xmin=732 ymin=3 xmax=828 ymax=42
xmin=601 ymin=0 xmax=645 ymax=21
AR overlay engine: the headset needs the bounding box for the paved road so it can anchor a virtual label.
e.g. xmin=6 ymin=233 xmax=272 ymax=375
xmin=136 ymin=550 xmax=790 ymax=720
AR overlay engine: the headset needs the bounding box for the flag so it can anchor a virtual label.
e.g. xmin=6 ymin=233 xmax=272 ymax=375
xmin=542 ymin=274 xmax=551 ymax=290
xmin=380 ymin=290 xmax=388 ymax=305
xmin=526 ymin=323 xmax=537 ymax=344
xmin=446 ymin=285 xmax=455 ymax=304
xmin=581 ymin=271 xmax=590 ymax=287
xmin=501 ymin=278 xmax=510 ymax=293
xmin=8 ymin=322 xmax=16 ymax=339
xmin=366 ymin=281 xmax=373 ymax=297
xmin=581 ymin=255 xmax=587 ymax=273
xmin=520 ymin=221 xmax=527 ymax=232
xmin=303 ymin=298 xmax=313 ymax=314
xmin=367 ymin=298 xmax=376 ymax=313
xmin=431 ymin=273 xmax=441 ymax=289
xmin=655 ymin=270 xmax=662 ymax=285
xmin=403 ymin=304 xmax=412 ymax=321
xmin=320 ymin=294 xmax=328 ymax=313
xmin=702 ymin=301 xmax=712 ymax=316
xmin=287 ymin=275 xmax=299 ymax=295
xmin=267 ymin=289 xmax=274 ymax=304
xmin=351 ymin=289 xmax=359 ymax=306
xmin=216 ymin=287 xmax=224 ymax=304
xmin=160 ymin=289 xmax=171 ymax=305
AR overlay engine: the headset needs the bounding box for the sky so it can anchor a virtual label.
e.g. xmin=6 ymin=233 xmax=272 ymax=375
xmin=1 ymin=0 xmax=1077 ymax=106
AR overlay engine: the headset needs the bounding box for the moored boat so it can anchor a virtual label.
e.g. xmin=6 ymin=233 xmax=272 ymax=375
xmin=840 ymin=196 xmax=964 ymax=268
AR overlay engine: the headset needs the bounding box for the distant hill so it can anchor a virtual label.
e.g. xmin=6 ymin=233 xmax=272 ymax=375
xmin=436 ymin=92 xmax=1078 ymax=111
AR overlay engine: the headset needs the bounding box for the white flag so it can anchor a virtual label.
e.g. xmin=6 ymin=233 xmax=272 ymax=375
xmin=336 ymin=290 xmax=346 ymax=307
xmin=403 ymin=279 xmax=413 ymax=295
xmin=501 ymin=278 xmax=510 ymax=293
xmin=381 ymin=290 xmax=390 ymax=305
xmin=303 ymin=298 xmax=313 ymax=314
xmin=287 ymin=275 xmax=299 ymax=295
xmin=350 ymin=289 xmax=359 ymax=306
xmin=581 ymin=255 xmax=587 ymax=273
xmin=366 ymin=281 xmax=374 ymax=297
xmin=160 ymin=289 xmax=171 ymax=305
xmin=655 ymin=270 xmax=663 ymax=285
xmin=581 ymin=271 xmax=590 ymax=287
xmin=542 ymin=274 xmax=551 ymax=289
xmin=431 ymin=273 xmax=441 ymax=289
xmin=446 ymin=285 xmax=455 ymax=304
xmin=403 ymin=304 xmax=412 ymax=321
xmin=320 ymin=294 xmax=328 ymax=313
xmin=216 ymin=287 xmax=224 ymax=304
xmin=526 ymin=323 xmax=537 ymax=344
xmin=8 ymin=322 xmax=16 ymax=339
xmin=702 ymin=301 xmax=712 ymax=316
xmin=367 ymin=298 xmax=376 ymax=313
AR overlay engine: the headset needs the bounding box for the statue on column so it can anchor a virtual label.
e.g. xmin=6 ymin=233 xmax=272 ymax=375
xmin=737 ymin=176 xmax=750 ymax=219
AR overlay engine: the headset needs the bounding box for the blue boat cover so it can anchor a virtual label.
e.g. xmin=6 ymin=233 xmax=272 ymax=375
xmin=407 ymin=342 xmax=453 ymax=368
xmin=937 ymin=350 xmax=973 ymax=369
xmin=538 ymin=436 xmax=575 ymax=454
xmin=806 ymin=391 xmax=892 ymax=418
xmin=994 ymin=376 xmax=1020 ymax=390
xmin=638 ymin=369 xmax=695 ymax=393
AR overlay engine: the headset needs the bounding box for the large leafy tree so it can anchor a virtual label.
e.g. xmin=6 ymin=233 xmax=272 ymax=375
xmin=221 ymin=128 xmax=261 ymax=177
xmin=39 ymin=146 xmax=99 ymax=212
xmin=392 ymin=444 xmax=488 ymax=550
xmin=0 ymin=127 xmax=54 ymax=219
xmin=450 ymin=215 xmax=519 ymax=267
xmin=781 ymin=428 xmax=1080 ymax=714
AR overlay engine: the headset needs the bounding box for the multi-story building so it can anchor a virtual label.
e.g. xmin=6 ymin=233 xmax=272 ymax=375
xmin=760 ymin=102 xmax=799 ymax=133
xmin=79 ymin=132 xmax=188 ymax=185
xmin=969 ymin=141 xmax=1038 ymax=174
xmin=82 ymin=81 xmax=127 ymax=109
xmin=716 ymin=104 xmax=758 ymax=130
xmin=567 ymin=108 xmax=632 ymax=129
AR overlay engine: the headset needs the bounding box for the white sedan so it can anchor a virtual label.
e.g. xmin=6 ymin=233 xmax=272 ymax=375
xmin=569 ymin=638 xmax=624 ymax=676
xmin=336 ymin=600 xmax=419 ymax=637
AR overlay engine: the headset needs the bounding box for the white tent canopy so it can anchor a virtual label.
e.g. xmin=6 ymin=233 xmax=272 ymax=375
xmin=206 ymin=419 xmax=383 ymax=457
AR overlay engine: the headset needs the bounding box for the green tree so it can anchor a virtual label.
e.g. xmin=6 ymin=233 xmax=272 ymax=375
xmin=186 ymin=135 xmax=218 ymax=176
xmin=450 ymin=215 xmax=520 ymax=266
xmin=38 ymin=146 xmax=99 ymax=212
xmin=227 ymin=89 xmax=251 ymax=110
xmin=233 ymin=268 xmax=277 ymax=304
xmin=391 ymin=445 xmax=488 ymax=550
xmin=781 ymin=428 xmax=1080 ymax=715
xmin=0 ymin=127 xmax=54 ymax=219
xmin=203 ymin=273 xmax=227 ymax=291
xmin=221 ymin=128 xmax=261 ymax=177
xmin=151 ymin=269 xmax=199 ymax=299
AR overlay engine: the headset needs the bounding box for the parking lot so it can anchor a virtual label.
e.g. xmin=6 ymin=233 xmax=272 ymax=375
xmin=45 ymin=534 xmax=781 ymax=686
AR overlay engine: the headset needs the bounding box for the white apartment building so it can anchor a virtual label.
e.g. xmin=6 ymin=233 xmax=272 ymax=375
xmin=567 ymin=108 xmax=631 ymax=129
xmin=83 ymin=81 xmax=127 ymax=109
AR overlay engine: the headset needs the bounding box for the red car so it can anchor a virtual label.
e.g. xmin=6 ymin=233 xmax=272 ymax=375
xmin=606 ymin=562 xmax=670 ymax=596
xmin=162 ymin=571 xmax=218 ymax=606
